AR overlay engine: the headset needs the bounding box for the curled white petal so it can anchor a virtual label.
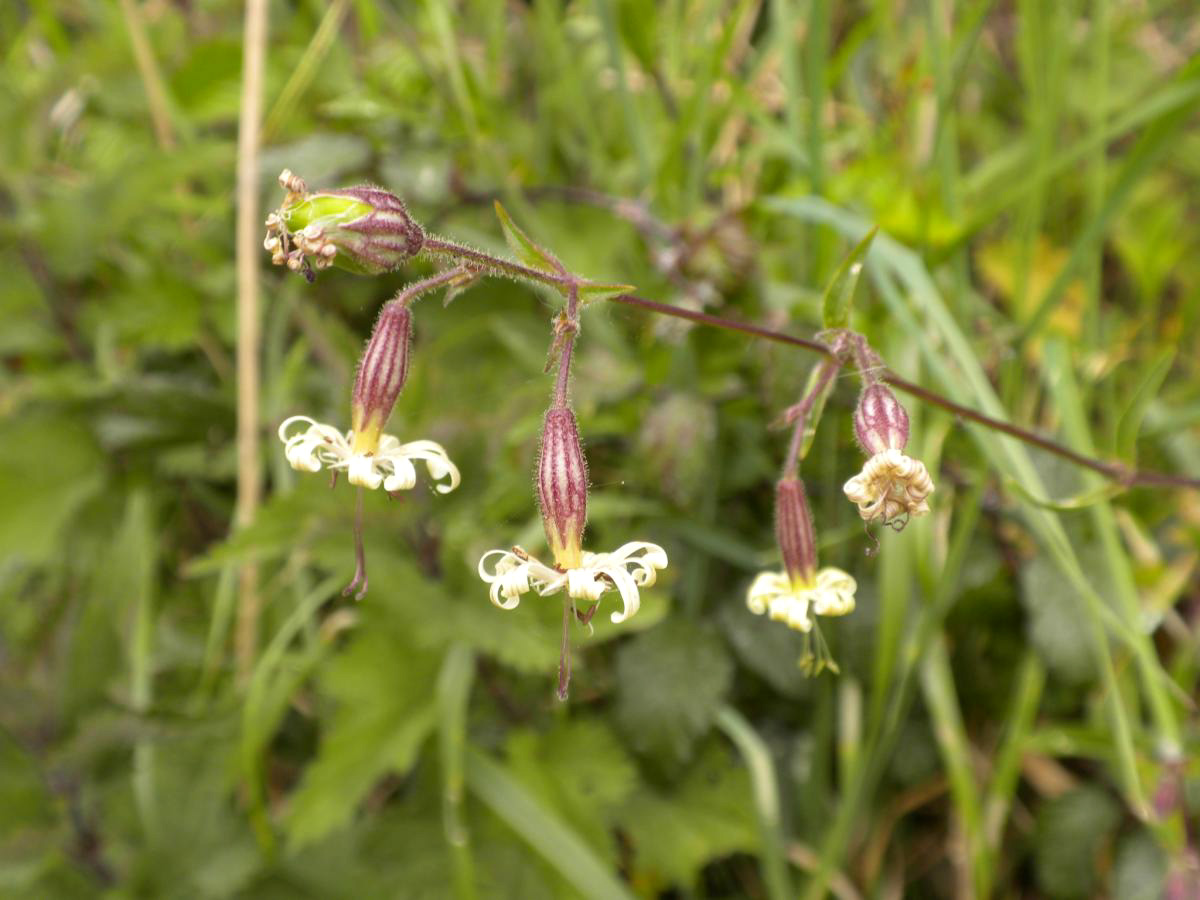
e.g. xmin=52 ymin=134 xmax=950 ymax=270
xmin=567 ymin=567 xmax=606 ymax=603
xmin=347 ymin=454 xmax=384 ymax=490
xmin=811 ymin=568 xmax=857 ymax=617
xmin=478 ymin=550 xmax=533 ymax=610
xmin=377 ymin=436 xmax=461 ymax=494
xmin=278 ymin=415 xmax=351 ymax=473
xmin=747 ymin=571 xmax=790 ymax=616
xmin=843 ymin=448 xmax=934 ymax=524
xmin=746 ymin=567 xmax=857 ymax=632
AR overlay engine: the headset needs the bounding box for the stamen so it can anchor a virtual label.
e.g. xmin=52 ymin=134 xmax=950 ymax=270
xmin=556 ymin=600 xmax=572 ymax=702
xmin=342 ymin=487 xmax=369 ymax=601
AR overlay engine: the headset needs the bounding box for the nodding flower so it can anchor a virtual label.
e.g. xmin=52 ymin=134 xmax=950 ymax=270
xmin=843 ymin=383 xmax=933 ymax=528
xmin=278 ymin=301 xmax=458 ymax=599
xmin=264 ymin=169 xmax=425 ymax=280
xmin=478 ymin=404 xmax=667 ymax=626
xmin=746 ymin=478 xmax=857 ymax=634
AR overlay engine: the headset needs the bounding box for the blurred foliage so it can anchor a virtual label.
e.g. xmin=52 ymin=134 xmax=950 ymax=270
xmin=2 ymin=0 xmax=1200 ymax=897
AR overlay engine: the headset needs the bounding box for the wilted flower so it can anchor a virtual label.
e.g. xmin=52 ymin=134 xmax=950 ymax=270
xmin=844 ymin=383 xmax=933 ymax=528
xmin=843 ymin=447 xmax=934 ymax=527
xmin=264 ymin=169 xmax=425 ymax=279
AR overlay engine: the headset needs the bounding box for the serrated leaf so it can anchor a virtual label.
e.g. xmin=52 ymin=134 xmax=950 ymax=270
xmin=614 ymin=621 xmax=733 ymax=766
xmin=821 ymin=225 xmax=877 ymax=330
xmin=505 ymin=718 xmax=638 ymax=858
xmin=494 ymin=201 xmax=563 ymax=275
xmin=619 ymin=743 xmax=758 ymax=888
xmin=285 ymin=613 xmax=440 ymax=849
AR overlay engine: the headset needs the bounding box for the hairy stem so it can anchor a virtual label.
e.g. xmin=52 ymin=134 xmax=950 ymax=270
xmin=423 ymin=233 xmax=1199 ymax=491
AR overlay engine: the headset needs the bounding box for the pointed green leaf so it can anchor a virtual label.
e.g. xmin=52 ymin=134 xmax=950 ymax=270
xmin=494 ymin=201 xmax=562 ymax=274
xmin=577 ymin=279 xmax=636 ymax=302
xmin=821 ymin=226 xmax=878 ymax=330
xmin=1114 ymin=348 xmax=1175 ymax=464
xmin=798 ymin=361 xmax=837 ymax=461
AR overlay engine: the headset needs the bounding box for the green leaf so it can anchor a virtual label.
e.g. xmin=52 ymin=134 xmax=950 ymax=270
xmin=614 ymin=620 xmax=733 ymax=766
xmin=505 ymin=718 xmax=638 ymax=858
xmin=493 ymin=201 xmax=563 ymax=275
xmin=466 ymin=748 xmax=635 ymax=900
xmin=285 ymin=610 xmax=440 ymax=849
xmin=1114 ymin=348 xmax=1175 ymax=464
xmin=821 ymin=225 xmax=877 ymax=330
xmin=0 ymin=413 xmax=103 ymax=568
xmin=1033 ymin=787 xmax=1121 ymax=899
xmin=619 ymin=742 xmax=758 ymax=888
xmin=576 ymin=279 xmax=636 ymax=302
xmin=797 ymin=360 xmax=837 ymax=461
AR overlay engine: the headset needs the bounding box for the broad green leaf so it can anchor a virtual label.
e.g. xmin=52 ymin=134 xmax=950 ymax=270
xmin=1034 ymin=787 xmax=1121 ymax=900
xmin=466 ymin=748 xmax=635 ymax=900
xmin=618 ymin=743 xmax=758 ymax=889
xmin=821 ymin=225 xmax=877 ymax=330
xmin=505 ymin=718 xmax=638 ymax=858
xmin=614 ymin=620 xmax=733 ymax=766
xmin=284 ymin=605 xmax=441 ymax=848
xmin=0 ymin=413 xmax=103 ymax=568
xmin=494 ymin=201 xmax=563 ymax=275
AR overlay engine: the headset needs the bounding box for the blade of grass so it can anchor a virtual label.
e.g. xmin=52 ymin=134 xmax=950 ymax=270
xmin=983 ymin=651 xmax=1045 ymax=849
xmin=716 ymin=706 xmax=794 ymax=900
xmin=261 ymin=0 xmax=352 ymax=142
xmin=1019 ymin=55 xmax=1200 ymax=343
xmin=437 ymin=644 xmax=477 ymax=900
xmin=770 ymin=197 xmax=1160 ymax=892
xmin=465 ymin=748 xmax=635 ymax=900
xmin=921 ymin=636 xmax=991 ymax=897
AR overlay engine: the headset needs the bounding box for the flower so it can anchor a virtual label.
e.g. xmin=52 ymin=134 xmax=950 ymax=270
xmin=279 ymin=415 xmax=460 ymax=493
xmin=842 ymin=447 xmax=934 ymax=526
xmin=478 ymin=541 xmax=668 ymax=624
xmin=746 ymin=567 xmax=857 ymax=633
xmin=264 ymin=169 xmax=425 ymax=279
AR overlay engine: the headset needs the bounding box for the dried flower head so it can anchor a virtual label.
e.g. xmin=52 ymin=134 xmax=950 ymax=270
xmin=264 ymin=169 xmax=425 ymax=279
xmin=843 ymin=447 xmax=934 ymax=528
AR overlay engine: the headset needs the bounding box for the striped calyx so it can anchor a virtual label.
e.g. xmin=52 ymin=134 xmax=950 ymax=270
xmin=776 ymin=478 xmax=817 ymax=587
xmin=537 ymin=405 xmax=588 ymax=569
xmin=854 ymin=383 xmax=909 ymax=456
xmin=268 ymin=171 xmax=426 ymax=276
xmin=351 ymin=302 xmax=412 ymax=454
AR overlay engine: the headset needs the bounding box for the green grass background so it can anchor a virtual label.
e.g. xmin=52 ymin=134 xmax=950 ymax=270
xmin=1 ymin=1 xmax=1198 ymax=897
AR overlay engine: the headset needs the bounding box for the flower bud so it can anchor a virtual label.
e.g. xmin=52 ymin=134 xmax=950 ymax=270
xmin=351 ymin=302 xmax=412 ymax=454
xmin=854 ymin=383 xmax=909 ymax=455
xmin=537 ymin=405 xmax=588 ymax=569
xmin=776 ymin=478 xmax=817 ymax=587
xmin=266 ymin=170 xmax=425 ymax=277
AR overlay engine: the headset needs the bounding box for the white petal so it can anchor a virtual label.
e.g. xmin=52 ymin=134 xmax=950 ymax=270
xmin=382 ymin=457 xmax=418 ymax=492
xmin=477 ymin=549 xmax=530 ymax=610
xmin=746 ymin=571 xmax=790 ymax=615
xmin=567 ymin=568 xmax=606 ymax=603
xmin=599 ymin=564 xmax=640 ymax=624
xmin=346 ymin=454 xmax=384 ymax=490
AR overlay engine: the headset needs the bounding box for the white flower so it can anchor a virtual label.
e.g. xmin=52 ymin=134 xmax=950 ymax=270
xmin=843 ymin=447 xmax=933 ymax=526
xmin=746 ymin=567 xmax=857 ymax=633
xmin=477 ymin=541 xmax=668 ymax=624
xmin=278 ymin=415 xmax=460 ymax=493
